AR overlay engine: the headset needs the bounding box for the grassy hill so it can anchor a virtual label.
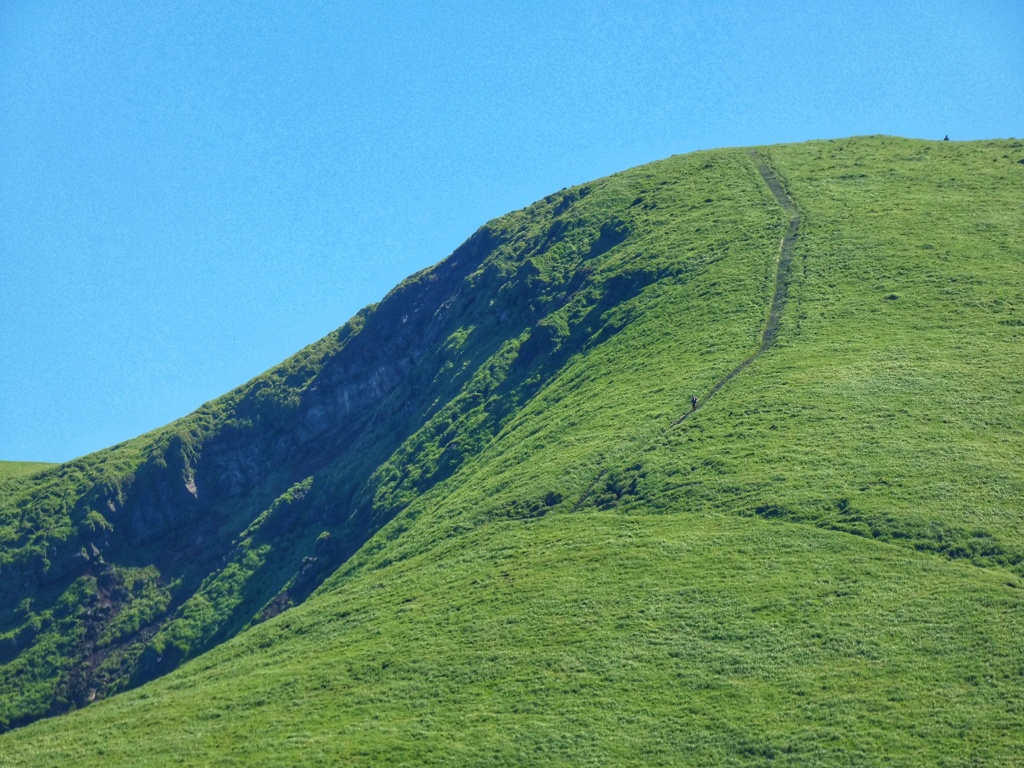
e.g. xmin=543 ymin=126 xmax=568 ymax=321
xmin=2 ymin=136 xmax=1023 ymax=765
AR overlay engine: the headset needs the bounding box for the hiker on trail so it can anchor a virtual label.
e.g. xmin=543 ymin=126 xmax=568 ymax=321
xmin=691 ymin=394 xmax=698 ymax=412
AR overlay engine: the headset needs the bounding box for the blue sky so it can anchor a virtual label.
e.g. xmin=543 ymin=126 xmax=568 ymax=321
xmin=2 ymin=1 xmax=1022 ymax=463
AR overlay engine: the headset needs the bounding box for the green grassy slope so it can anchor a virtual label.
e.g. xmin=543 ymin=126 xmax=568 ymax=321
xmin=0 ymin=146 xmax=783 ymax=731
xmin=11 ymin=514 xmax=1024 ymax=766
xmin=0 ymin=463 xmax=56 ymax=483
xmin=2 ymin=136 xmax=1023 ymax=765
xmin=636 ymin=137 xmax=1024 ymax=557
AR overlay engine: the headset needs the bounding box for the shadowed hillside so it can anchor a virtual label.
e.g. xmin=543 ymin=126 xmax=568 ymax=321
xmin=2 ymin=136 xmax=1024 ymax=765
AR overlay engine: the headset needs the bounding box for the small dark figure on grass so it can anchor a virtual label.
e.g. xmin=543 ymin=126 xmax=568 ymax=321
xmin=944 ymin=135 xmax=950 ymax=141
xmin=691 ymin=394 xmax=698 ymax=412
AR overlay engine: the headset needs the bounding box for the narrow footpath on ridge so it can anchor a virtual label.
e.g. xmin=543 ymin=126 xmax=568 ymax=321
xmin=674 ymin=150 xmax=800 ymax=424
xmin=570 ymin=151 xmax=800 ymax=513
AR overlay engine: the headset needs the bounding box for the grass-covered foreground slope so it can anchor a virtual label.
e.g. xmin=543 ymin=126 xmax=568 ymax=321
xmin=3 ymin=136 xmax=1024 ymax=765
xmin=7 ymin=514 xmax=1024 ymax=766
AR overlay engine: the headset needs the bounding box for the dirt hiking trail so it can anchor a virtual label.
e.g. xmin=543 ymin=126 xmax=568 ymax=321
xmin=675 ymin=151 xmax=799 ymax=423
xmin=570 ymin=151 xmax=800 ymax=513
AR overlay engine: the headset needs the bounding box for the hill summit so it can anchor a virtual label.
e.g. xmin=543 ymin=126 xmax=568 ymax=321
xmin=2 ymin=136 xmax=1024 ymax=765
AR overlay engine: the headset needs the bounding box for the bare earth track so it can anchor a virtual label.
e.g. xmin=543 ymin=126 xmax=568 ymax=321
xmin=675 ymin=151 xmax=800 ymax=423
xmin=572 ymin=151 xmax=799 ymax=513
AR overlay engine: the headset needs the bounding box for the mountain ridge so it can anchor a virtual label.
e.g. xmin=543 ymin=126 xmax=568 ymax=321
xmin=2 ymin=135 xmax=1024 ymax=765
xmin=1 ymin=142 xmax=785 ymax=728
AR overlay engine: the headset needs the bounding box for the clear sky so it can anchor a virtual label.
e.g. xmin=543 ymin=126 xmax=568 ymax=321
xmin=2 ymin=1 xmax=1022 ymax=463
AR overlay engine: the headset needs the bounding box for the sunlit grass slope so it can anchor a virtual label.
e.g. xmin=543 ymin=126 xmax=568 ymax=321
xmin=7 ymin=514 xmax=1024 ymax=766
xmin=634 ymin=137 xmax=1024 ymax=557
xmin=0 ymin=463 xmax=56 ymax=483
xmin=3 ymin=136 xmax=1023 ymax=765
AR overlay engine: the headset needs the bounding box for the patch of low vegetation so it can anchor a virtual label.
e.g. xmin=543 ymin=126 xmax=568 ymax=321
xmin=0 ymin=462 xmax=56 ymax=484
xmin=2 ymin=136 xmax=1023 ymax=764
